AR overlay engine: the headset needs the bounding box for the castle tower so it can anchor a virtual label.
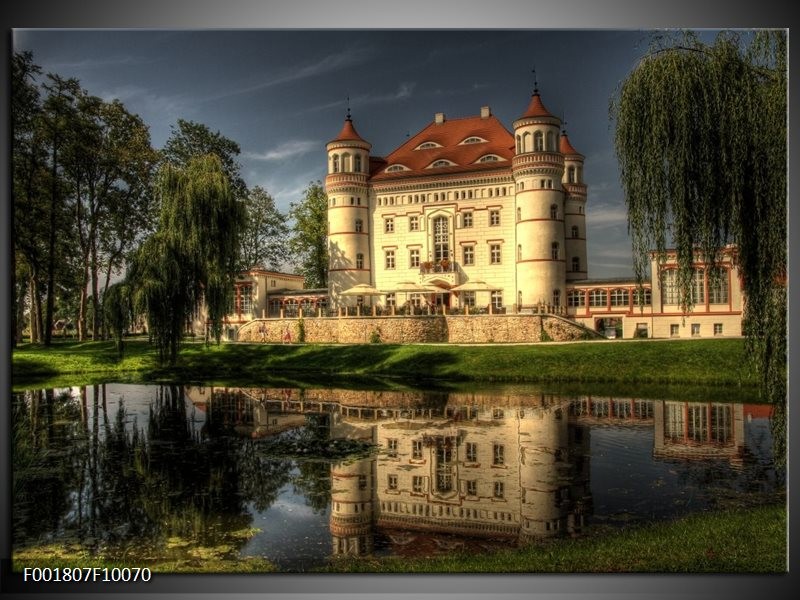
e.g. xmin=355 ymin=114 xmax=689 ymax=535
xmin=512 ymin=84 xmax=566 ymax=309
xmin=325 ymin=109 xmax=372 ymax=306
xmin=560 ymin=130 xmax=588 ymax=281
xmin=329 ymin=455 xmax=375 ymax=557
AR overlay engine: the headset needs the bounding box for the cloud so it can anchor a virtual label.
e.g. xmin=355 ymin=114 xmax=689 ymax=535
xmin=202 ymin=47 xmax=371 ymax=103
xmin=587 ymin=205 xmax=628 ymax=227
xmin=245 ymin=140 xmax=318 ymax=162
xmin=43 ymin=55 xmax=156 ymax=72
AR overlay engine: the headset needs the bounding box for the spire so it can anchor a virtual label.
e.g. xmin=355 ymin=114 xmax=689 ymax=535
xmin=346 ymin=94 xmax=352 ymax=121
xmin=519 ymin=67 xmax=557 ymax=120
xmin=532 ymin=66 xmax=539 ymax=95
xmin=329 ymin=95 xmax=370 ymax=146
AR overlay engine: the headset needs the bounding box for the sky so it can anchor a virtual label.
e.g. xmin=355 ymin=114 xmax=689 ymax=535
xmin=13 ymin=28 xmax=722 ymax=279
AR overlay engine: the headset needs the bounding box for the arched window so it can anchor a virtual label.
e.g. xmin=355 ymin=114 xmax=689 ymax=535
xmin=518 ymin=290 xmax=523 ymax=307
xmin=332 ymin=154 xmax=340 ymax=173
xmin=571 ymin=225 xmax=579 ymax=238
xmin=354 ymin=154 xmax=362 ymax=172
xmin=567 ymin=166 xmax=576 ymax=183
xmin=546 ymin=131 xmax=555 ymax=151
xmin=517 ymin=207 xmax=521 ymax=222
xmin=515 ymin=135 xmax=521 ymax=153
xmin=342 ymin=153 xmax=351 ymax=172
xmin=551 ymin=242 xmax=559 ymax=260
xmin=433 ymin=216 xmax=449 ymax=262
xmin=550 ymin=204 xmax=558 ymax=219
xmin=534 ymin=131 xmax=544 ymax=151
xmin=522 ymin=131 xmax=531 ymax=152
xmin=517 ymin=244 xmax=522 ymax=261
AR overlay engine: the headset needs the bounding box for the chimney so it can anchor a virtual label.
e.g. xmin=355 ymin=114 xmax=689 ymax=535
xmin=435 ymin=112 xmax=445 ymax=124
xmin=480 ymin=106 xmax=491 ymax=118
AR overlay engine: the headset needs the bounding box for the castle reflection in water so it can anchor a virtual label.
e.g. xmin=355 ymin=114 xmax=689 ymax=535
xmin=185 ymin=386 xmax=756 ymax=558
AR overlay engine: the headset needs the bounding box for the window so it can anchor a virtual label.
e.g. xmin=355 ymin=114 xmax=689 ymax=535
xmin=386 ymin=164 xmax=406 ymax=172
xmin=433 ymin=216 xmax=450 ymax=262
xmin=492 ymin=408 xmax=504 ymax=419
xmin=534 ymin=131 xmax=544 ymax=151
xmin=714 ymin=323 xmax=723 ymax=335
xmin=517 ymin=244 xmax=522 ymax=261
xmin=546 ymin=131 xmax=555 ymax=151
xmin=478 ymin=155 xmax=499 ymax=162
xmin=670 ymin=324 xmax=680 ymax=337
xmin=489 ymin=210 xmax=500 ymax=226
xmin=463 ymin=245 xmax=475 ymax=266
xmin=493 ymin=443 xmax=505 ymax=466
xmin=409 ymin=249 xmax=420 ymax=268
xmin=385 ymin=217 xmax=394 ymax=233
xmin=494 ymin=481 xmax=505 ymax=499
xmin=567 ymin=290 xmax=585 ymax=307
xmin=572 ymin=257 xmax=581 ymax=272
xmin=633 ymin=288 xmax=652 ymax=306
xmin=709 ymin=268 xmax=729 ymax=304
xmin=358 ymin=474 xmax=367 ymax=489
xmin=355 ymin=218 xmax=363 ymax=232
xmin=516 ymin=207 xmax=521 ymax=222
xmin=413 ymin=476 xmax=424 ymax=493
xmin=571 ymin=225 xmax=579 ymax=238
xmin=550 ymin=204 xmax=558 ymax=219
xmin=551 ymin=242 xmax=559 ymax=260
xmin=237 ymin=284 xmax=253 ymax=314
xmin=354 ymin=154 xmax=362 ymax=172
xmin=463 ymin=211 xmax=473 ymax=228
xmin=610 ymin=288 xmax=628 ymax=306
xmin=567 ymin=166 xmax=576 ymax=183
xmin=332 ymin=154 xmax=340 ymax=173
xmin=431 ymin=159 xmax=454 ymax=168
xmin=466 ymin=442 xmax=477 ymax=462
xmin=356 ymin=253 xmax=364 ymax=269
xmin=387 ymin=438 xmax=398 ymax=457
xmin=691 ymin=268 xmax=705 ymax=304
xmin=388 ymin=474 xmax=398 ymax=490
xmin=417 ymin=141 xmax=439 ymax=149
xmin=589 ymin=289 xmax=607 ymax=307
xmin=436 ymin=444 xmax=453 ymax=492
xmin=462 ymin=136 xmax=484 ymax=144
xmin=691 ymin=323 xmax=701 ymax=336
xmin=661 ymin=269 xmax=679 ymax=304
xmin=466 ymin=480 xmax=477 ymax=496
xmin=386 ymin=292 xmax=396 ymax=308
xmin=409 ymin=215 xmax=419 ymax=231
xmin=491 ymin=290 xmax=503 ymax=309
xmin=462 ymin=291 xmax=476 ymax=307
xmin=385 ymin=250 xmax=395 ymax=270
xmin=412 ymin=439 xmax=423 ymax=460
xmin=490 ymin=244 xmax=502 ymax=264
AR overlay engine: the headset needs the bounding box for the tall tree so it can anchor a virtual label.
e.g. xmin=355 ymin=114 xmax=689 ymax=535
xmin=61 ymin=91 xmax=157 ymax=340
xmin=239 ymin=186 xmax=289 ymax=271
xmin=612 ymin=30 xmax=787 ymax=407
xmin=128 ymin=154 xmax=246 ymax=365
xmin=288 ymin=182 xmax=328 ymax=289
xmin=162 ymin=119 xmax=246 ymax=198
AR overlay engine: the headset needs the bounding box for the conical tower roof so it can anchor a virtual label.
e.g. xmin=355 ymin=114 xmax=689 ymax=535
xmin=559 ymin=131 xmax=584 ymax=159
xmin=521 ymin=91 xmax=556 ymax=119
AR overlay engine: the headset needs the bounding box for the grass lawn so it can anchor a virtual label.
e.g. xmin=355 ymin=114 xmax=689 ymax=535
xmin=12 ymin=337 xmax=758 ymax=391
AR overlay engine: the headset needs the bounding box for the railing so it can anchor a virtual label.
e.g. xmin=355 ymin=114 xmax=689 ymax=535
xmin=419 ymin=260 xmax=456 ymax=275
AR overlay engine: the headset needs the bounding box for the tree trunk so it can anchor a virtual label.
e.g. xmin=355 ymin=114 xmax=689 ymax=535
xmin=44 ymin=143 xmax=58 ymax=346
xmin=15 ymin=273 xmax=28 ymax=345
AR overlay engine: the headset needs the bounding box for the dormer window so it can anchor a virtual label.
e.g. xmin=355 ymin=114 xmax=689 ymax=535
xmin=477 ymin=154 xmax=502 ymax=163
xmin=460 ymin=136 xmax=487 ymax=145
xmin=429 ymin=159 xmax=456 ymax=168
xmin=385 ymin=164 xmax=409 ymax=172
xmin=415 ymin=141 xmax=442 ymax=150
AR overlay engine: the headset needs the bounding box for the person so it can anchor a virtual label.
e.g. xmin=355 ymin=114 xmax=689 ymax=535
xmin=283 ymin=327 xmax=292 ymax=344
xmin=258 ymin=322 xmax=266 ymax=342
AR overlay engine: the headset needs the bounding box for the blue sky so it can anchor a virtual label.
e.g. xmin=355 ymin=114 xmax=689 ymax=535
xmin=13 ymin=29 xmax=722 ymax=278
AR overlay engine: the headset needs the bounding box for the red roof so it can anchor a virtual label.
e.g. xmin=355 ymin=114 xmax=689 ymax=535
xmin=330 ymin=117 xmax=368 ymax=144
xmin=371 ymin=114 xmax=514 ymax=180
xmin=559 ymin=132 xmax=583 ymax=158
xmin=520 ymin=92 xmax=555 ymax=119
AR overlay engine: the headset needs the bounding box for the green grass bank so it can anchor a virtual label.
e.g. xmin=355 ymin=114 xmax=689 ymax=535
xmin=13 ymin=337 xmax=758 ymax=390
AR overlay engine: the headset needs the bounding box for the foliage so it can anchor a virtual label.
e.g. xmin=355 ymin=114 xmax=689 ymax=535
xmin=161 ymin=118 xmax=247 ymax=198
xmin=369 ymin=327 xmax=382 ymax=344
xmin=288 ymin=181 xmax=329 ymax=288
xmin=296 ymin=318 xmax=306 ymax=343
xmin=612 ymin=30 xmax=786 ymax=406
xmin=128 ymin=154 xmax=246 ymax=364
xmin=103 ymin=282 xmax=133 ymax=358
xmin=239 ymin=186 xmax=290 ymax=270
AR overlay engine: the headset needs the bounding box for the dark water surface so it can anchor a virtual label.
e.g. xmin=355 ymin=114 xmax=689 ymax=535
xmin=12 ymin=383 xmax=784 ymax=572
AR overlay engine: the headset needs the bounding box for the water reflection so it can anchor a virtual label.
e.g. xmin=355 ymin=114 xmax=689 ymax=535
xmin=12 ymin=384 xmax=784 ymax=571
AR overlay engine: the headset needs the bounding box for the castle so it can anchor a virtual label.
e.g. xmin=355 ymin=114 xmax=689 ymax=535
xmin=208 ymin=84 xmax=743 ymax=342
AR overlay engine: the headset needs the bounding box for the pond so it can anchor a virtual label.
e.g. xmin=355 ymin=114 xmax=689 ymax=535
xmin=11 ymin=383 xmax=785 ymax=572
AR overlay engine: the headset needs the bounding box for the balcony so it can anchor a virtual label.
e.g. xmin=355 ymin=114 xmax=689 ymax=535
xmin=419 ymin=260 xmax=459 ymax=287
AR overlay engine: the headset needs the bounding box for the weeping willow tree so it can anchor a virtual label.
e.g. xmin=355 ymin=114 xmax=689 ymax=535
xmin=612 ymin=31 xmax=787 ymax=411
xmin=129 ymin=154 xmax=245 ymax=365
xmin=103 ymin=281 xmax=133 ymax=358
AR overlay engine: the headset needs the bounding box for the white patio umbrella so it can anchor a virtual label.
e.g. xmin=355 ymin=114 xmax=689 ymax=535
xmin=339 ymin=283 xmax=385 ymax=296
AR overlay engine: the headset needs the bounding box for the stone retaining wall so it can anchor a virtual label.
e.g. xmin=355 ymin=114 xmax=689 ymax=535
xmin=235 ymin=314 xmax=596 ymax=344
